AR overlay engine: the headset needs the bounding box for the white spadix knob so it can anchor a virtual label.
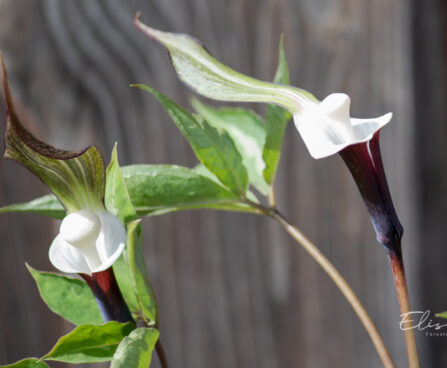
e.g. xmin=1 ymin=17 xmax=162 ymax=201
xmin=60 ymin=210 xmax=101 ymax=249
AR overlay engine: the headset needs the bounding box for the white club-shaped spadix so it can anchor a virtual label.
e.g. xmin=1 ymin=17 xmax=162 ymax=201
xmin=293 ymin=93 xmax=392 ymax=159
xmin=49 ymin=210 xmax=126 ymax=275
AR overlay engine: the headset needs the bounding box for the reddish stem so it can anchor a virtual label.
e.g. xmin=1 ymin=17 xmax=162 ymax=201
xmin=387 ymin=248 xmax=419 ymax=368
xmin=81 ymin=267 xmax=134 ymax=324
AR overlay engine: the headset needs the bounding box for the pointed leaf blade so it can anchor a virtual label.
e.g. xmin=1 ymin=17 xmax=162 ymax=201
xmin=104 ymin=147 xmax=157 ymax=323
xmin=1 ymin=358 xmax=49 ymax=368
xmin=122 ymin=164 xmax=252 ymax=213
xmin=0 ymin=194 xmax=65 ymax=219
xmin=191 ymin=99 xmax=268 ymax=195
xmin=111 ymin=328 xmax=159 ymax=368
xmin=26 ymin=264 xmax=103 ymax=325
xmin=0 ymin=164 xmax=257 ymax=219
xmin=263 ymin=35 xmax=292 ymax=185
xmin=105 ymin=144 xmax=137 ymax=224
xmin=43 ymin=322 xmax=134 ymax=363
xmin=125 ymin=220 xmax=158 ymax=324
xmin=134 ymin=16 xmax=315 ymax=112
xmin=132 ymin=86 xmax=249 ymax=196
xmin=436 ymin=311 xmax=447 ymax=319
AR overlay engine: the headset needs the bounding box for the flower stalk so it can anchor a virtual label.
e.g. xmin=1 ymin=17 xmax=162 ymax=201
xmin=264 ymin=208 xmax=395 ymax=368
xmin=387 ymin=248 xmax=419 ymax=368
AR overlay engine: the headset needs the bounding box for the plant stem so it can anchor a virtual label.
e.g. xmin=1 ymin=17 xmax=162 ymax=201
xmin=156 ymin=339 xmax=169 ymax=368
xmin=266 ymin=208 xmax=395 ymax=368
xmin=268 ymin=185 xmax=277 ymax=207
xmin=387 ymin=248 xmax=419 ymax=368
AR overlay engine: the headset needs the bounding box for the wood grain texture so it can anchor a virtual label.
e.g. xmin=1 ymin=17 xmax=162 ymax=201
xmin=0 ymin=0 xmax=441 ymax=367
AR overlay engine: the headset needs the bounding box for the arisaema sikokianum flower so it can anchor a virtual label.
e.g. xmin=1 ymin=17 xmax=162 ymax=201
xmin=135 ymin=15 xmax=418 ymax=367
xmin=134 ymin=14 xmax=401 ymax=253
xmin=0 ymin=53 xmax=131 ymax=323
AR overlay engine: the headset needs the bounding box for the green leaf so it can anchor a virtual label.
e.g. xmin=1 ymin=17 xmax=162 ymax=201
xmin=128 ymin=87 xmax=248 ymax=196
xmin=272 ymin=34 xmax=290 ymax=86
xmin=193 ymin=164 xmax=260 ymax=204
xmin=263 ymin=35 xmax=292 ymax=185
xmin=43 ymin=321 xmax=134 ymax=363
xmin=0 ymin=164 xmax=258 ymax=219
xmin=125 ymin=220 xmax=158 ymax=324
xmin=104 ymin=147 xmax=157 ymax=323
xmin=1 ymin=358 xmax=48 ymax=368
xmin=111 ymin=328 xmax=159 ymax=368
xmin=121 ymin=164 xmax=254 ymax=214
xmin=192 ymin=163 xmax=222 ymax=184
xmin=134 ymin=15 xmax=316 ymax=113
xmin=26 ymin=264 xmax=103 ymax=325
xmin=105 ymin=144 xmax=138 ymax=224
xmin=1 ymin=55 xmax=105 ymax=213
xmin=0 ymin=194 xmax=65 ymax=219
xmin=191 ymin=99 xmax=268 ymax=195
xmin=436 ymin=311 xmax=447 ymax=319
xmin=112 ymin=254 xmax=140 ymax=316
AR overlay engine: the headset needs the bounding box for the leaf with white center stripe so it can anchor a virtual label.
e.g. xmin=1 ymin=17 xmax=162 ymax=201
xmin=191 ymin=99 xmax=268 ymax=195
xmin=135 ymin=15 xmax=316 ymax=113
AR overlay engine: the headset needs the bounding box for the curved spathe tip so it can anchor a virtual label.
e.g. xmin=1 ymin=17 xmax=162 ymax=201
xmin=293 ymin=93 xmax=393 ymax=159
xmin=49 ymin=211 xmax=126 ymax=275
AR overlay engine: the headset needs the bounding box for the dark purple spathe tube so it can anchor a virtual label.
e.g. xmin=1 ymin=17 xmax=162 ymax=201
xmin=339 ymin=131 xmax=403 ymax=253
xmin=81 ymin=267 xmax=134 ymax=324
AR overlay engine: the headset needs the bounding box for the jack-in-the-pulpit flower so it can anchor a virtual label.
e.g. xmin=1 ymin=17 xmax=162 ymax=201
xmin=134 ymin=15 xmax=392 ymax=160
xmin=1 ymin=53 xmax=132 ymax=323
xmin=294 ymin=93 xmax=392 ymax=159
xmin=49 ymin=209 xmax=126 ymax=275
xmin=135 ymin=19 xmax=419 ymax=365
xmin=134 ymin=17 xmax=402 ymax=251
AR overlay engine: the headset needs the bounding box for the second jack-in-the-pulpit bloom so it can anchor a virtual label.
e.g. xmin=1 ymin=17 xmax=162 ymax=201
xmin=134 ymin=16 xmax=393 ymax=161
xmin=134 ymin=17 xmax=402 ymax=251
xmin=135 ymin=20 xmax=419 ymax=365
xmin=293 ymin=93 xmax=392 ymax=159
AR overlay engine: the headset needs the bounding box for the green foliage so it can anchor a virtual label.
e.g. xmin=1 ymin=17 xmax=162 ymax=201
xmin=263 ymin=35 xmax=292 ymax=185
xmin=0 ymin=194 xmax=64 ymax=219
xmin=105 ymin=144 xmax=138 ymax=224
xmin=191 ymin=99 xmax=268 ymax=195
xmin=1 ymin=358 xmax=48 ymax=368
xmin=135 ymin=16 xmax=316 ymax=112
xmin=122 ymin=164 xmax=255 ymax=214
xmin=111 ymin=328 xmax=159 ymax=368
xmin=105 ymin=147 xmax=158 ymax=324
xmin=435 ymin=311 xmax=447 ymax=319
xmin=125 ymin=220 xmax=158 ymax=324
xmin=1 ymin=56 xmax=105 ymax=212
xmin=132 ymin=86 xmax=249 ymax=196
xmin=26 ymin=264 xmax=103 ymax=325
xmin=43 ymin=322 xmax=134 ymax=363
xmin=0 ymin=164 xmax=257 ymax=218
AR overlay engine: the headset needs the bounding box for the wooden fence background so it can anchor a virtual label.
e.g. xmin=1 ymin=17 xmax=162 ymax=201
xmin=0 ymin=0 xmax=446 ymax=367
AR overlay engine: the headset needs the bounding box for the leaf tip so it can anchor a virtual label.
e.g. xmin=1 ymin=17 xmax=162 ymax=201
xmin=25 ymin=262 xmax=37 ymax=278
xmin=134 ymin=11 xmax=141 ymax=23
xmin=0 ymin=50 xmax=5 ymax=87
xmin=279 ymin=33 xmax=285 ymax=46
xmin=0 ymin=51 xmax=14 ymax=121
xmin=134 ymin=13 xmax=160 ymax=43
